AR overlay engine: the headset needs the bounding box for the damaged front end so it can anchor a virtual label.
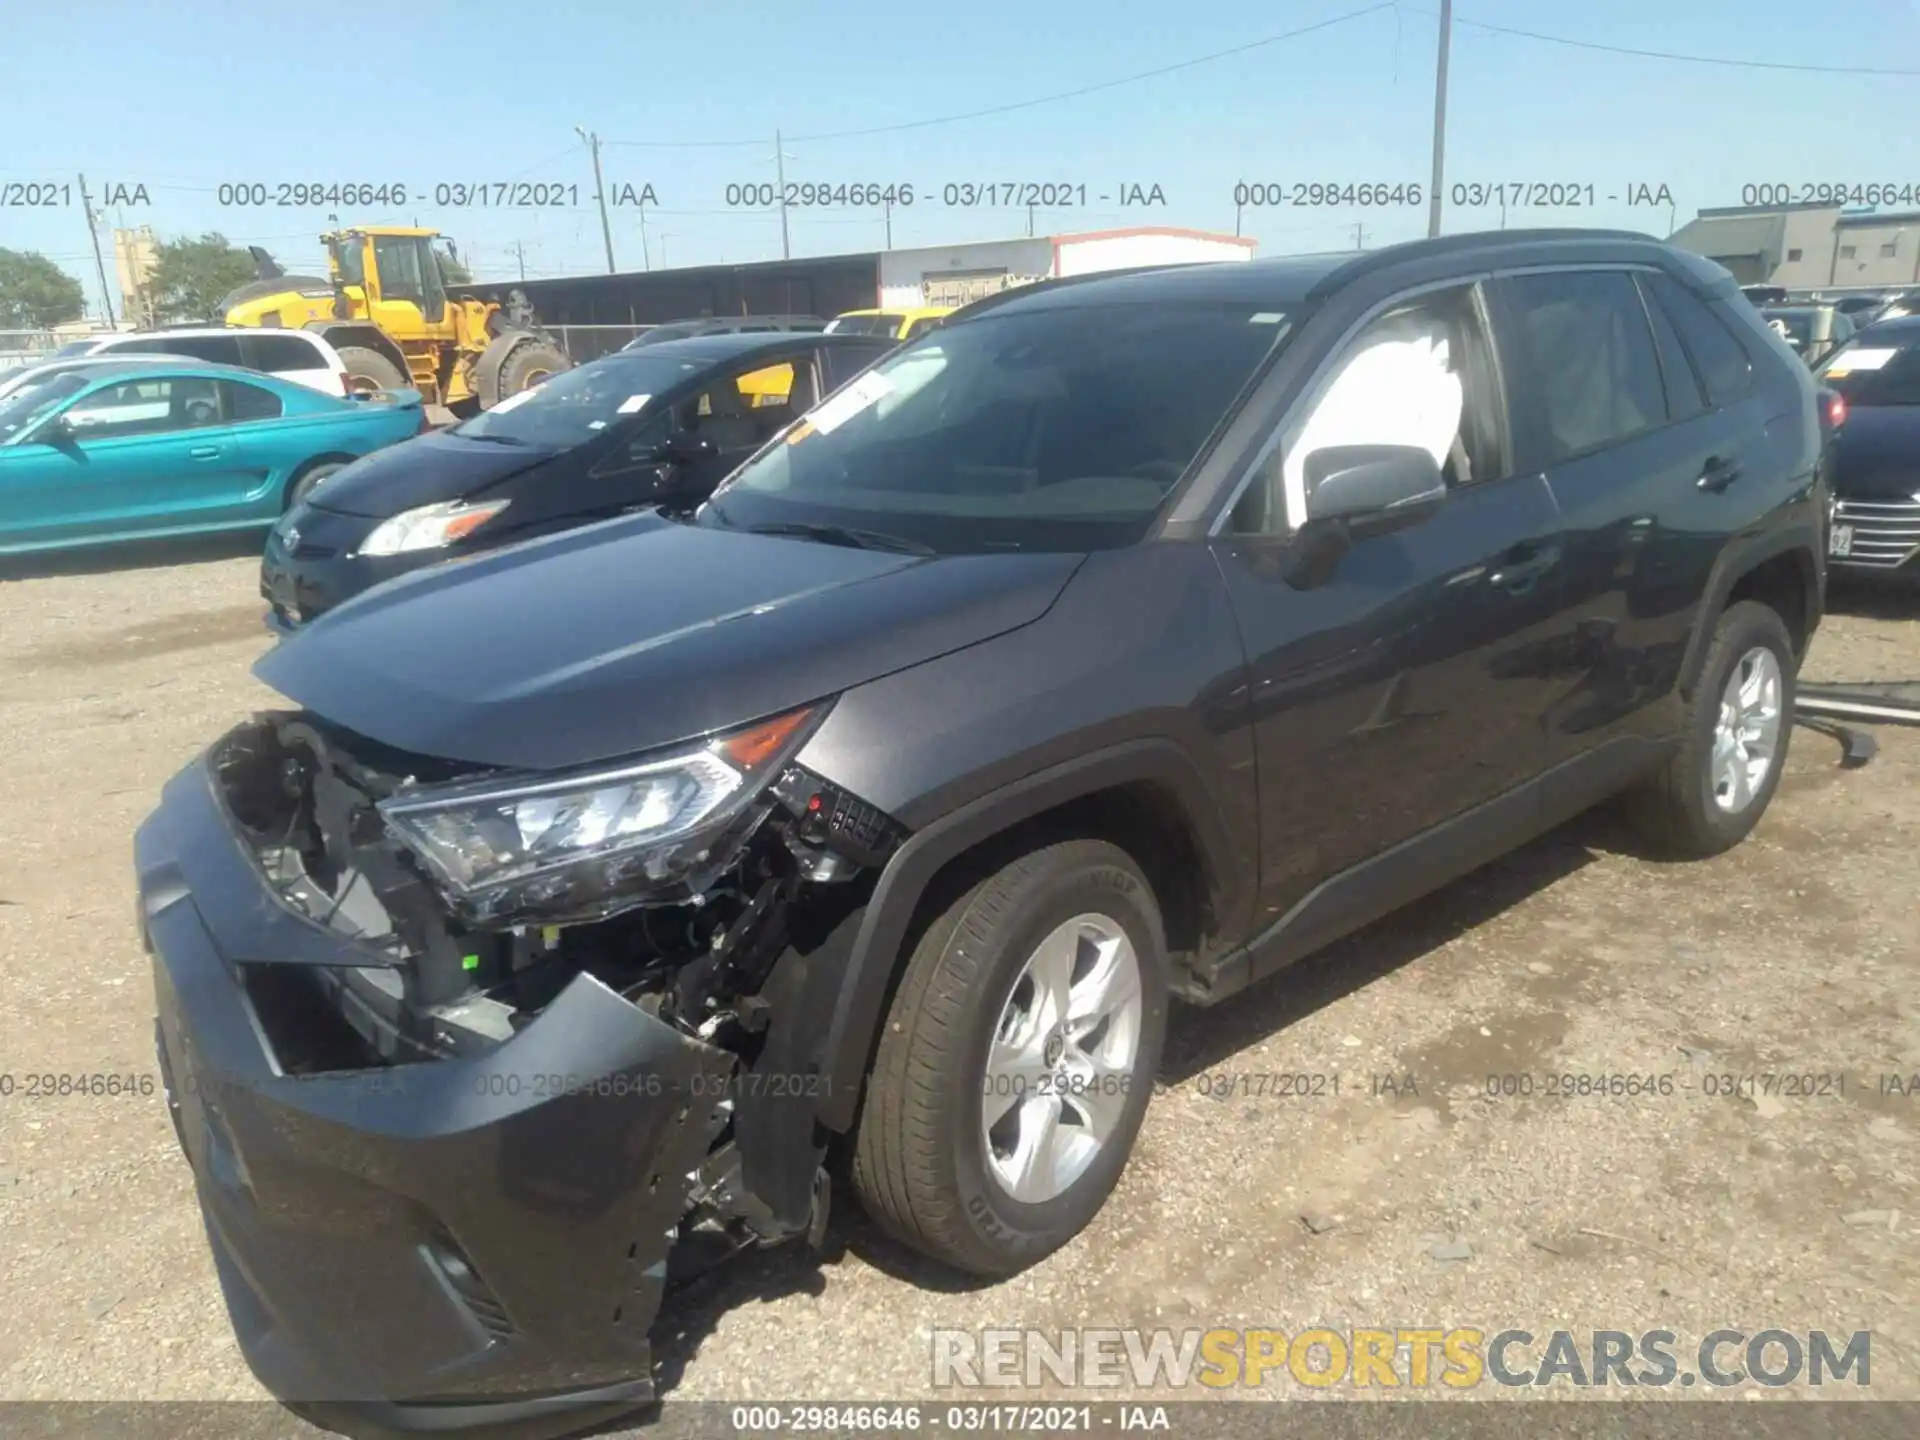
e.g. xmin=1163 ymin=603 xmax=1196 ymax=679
xmin=140 ymin=701 xmax=906 ymax=1428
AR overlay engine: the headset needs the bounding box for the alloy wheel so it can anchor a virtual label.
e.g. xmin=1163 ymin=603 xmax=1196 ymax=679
xmin=981 ymin=913 xmax=1143 ymax=1205
xmin=1710 ymin=645 xmax=1784 ymax=814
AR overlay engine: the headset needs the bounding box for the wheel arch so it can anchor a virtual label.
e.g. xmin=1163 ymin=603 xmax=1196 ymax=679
xmin=1679 ymin=535 xmax=1821 ymax=699
xmin=304 ymin=322 xmax=410 ymax=383
xmin=282 ymin=452 xmax=360 ymax=510
xmin=814 ymin=738 xmax=1237 ymax=1133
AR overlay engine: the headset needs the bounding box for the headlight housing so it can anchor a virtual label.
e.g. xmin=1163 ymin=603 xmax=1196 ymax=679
xmin=377 ymin=704 xmax=825 ymax=924
xmin=359 ymin=498 xmax=510 ymax=557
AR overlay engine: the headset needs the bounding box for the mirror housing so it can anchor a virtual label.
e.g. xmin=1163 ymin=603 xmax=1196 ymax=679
xmin=25 ymin=413 xmax=76 ymax=446
xmin=1284 ymin=444 xmax=1447 ymax=589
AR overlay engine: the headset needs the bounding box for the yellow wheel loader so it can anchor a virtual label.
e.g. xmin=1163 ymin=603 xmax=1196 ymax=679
xmin=218 ymin=226 xmax=570 ymax=411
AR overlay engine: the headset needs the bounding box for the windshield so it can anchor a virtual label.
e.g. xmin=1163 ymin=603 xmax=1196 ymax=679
xmin=48 ymin=341 xmax=96 ymax=360
xmin=703 ymin=300 xmax=1291 ymax=553
xmin=1818 ymin=338 xmax=1920 ymax=406
xmin=825 ymin=313 xmax=904 ymax=337
xmin=0 ymin=371 xmax=89 ymax=443
xmin=451 ymin=353 xmax=713 ymax=447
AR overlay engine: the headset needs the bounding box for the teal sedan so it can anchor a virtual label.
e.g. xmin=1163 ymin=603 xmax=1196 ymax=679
xmin=0 ymin=357 xmax=424 ymax=555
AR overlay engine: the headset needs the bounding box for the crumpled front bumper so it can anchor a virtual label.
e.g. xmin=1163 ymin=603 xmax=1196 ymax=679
xmin=136 ymin=756 xmax=733 ymax=1437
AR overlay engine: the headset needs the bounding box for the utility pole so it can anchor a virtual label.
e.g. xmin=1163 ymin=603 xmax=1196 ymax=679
xmin=883 ymin=197 xmax=893 ymax=250
xmin=1354 ymin=223 xmax=1366 ymax=250
xmin=510 ymin=240 xmax=527 ymax=281
xmin=638 ymin=197 xmax=652 ymax=270
xmin=1027 ymin=202 xmax=1036 ymax=238
xmin=773 ymin=130 xmax=791 ymax=260
xmin=76 ymin=174 xmax=116 ymax=328
xmin=1426 ymin=0 xmax=1453 ymax=239
xmin=576 ymin=126 xmax=617 ymax=273
xmin=1235 ymin=200 xmax=1243 ymax=238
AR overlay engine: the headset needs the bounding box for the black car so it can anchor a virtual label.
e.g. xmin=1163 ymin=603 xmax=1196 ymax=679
xmin=139 ymin=229 xmax=1823 ymax=1436
xmin=260 ymin=331 xmax=894 ymax=628
xmin=1814 ymin=316 xmax=1920 ymax=581
xmin=621 ymin=314 xmax=826 ymax=348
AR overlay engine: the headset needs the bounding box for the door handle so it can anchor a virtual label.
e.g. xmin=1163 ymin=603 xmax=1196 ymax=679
xmin=1489 ymin=543 xmax=1560 ymax=592
xmin=189 ymin=445 xmax=221 ymax=459
xmin=1697 ymin=455 xmax=1742 ymax=492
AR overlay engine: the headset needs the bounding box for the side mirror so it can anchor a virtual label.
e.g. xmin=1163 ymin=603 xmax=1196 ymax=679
xmin=1284 ymin=444 xmax=1447 ymax=589
xmin=27 ymin=413 xmax=75 ymax=446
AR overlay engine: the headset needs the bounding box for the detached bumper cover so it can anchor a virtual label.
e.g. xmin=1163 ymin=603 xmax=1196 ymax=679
xmin=136 ymin=757 xmax=731 ymax=1430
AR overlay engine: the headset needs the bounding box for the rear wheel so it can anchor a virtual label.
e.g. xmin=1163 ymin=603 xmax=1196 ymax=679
xmin=1623 ymin=599 xmax=1795 ymax=857
xmin=285 ymin=460 xmax=349 ymax=510
xmin=335 ymin=346 xmax=407 ymax=396
xmin=495 ymin=341 xmax=568 ymax=401
xmin=851 ymin=838 xmax=1169 ymax=1276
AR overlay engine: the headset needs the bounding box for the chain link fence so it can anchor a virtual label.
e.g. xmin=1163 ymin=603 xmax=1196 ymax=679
xmin=543 ymin=325 xmax=654 ymax=363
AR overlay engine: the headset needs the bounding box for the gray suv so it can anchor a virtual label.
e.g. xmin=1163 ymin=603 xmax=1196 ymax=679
xmin=137 ymin=229 xmax=1825 ymax=1436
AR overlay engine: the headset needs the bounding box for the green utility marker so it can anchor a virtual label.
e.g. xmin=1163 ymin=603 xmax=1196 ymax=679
xmin=462 ymin=954 xmax=480 ymax=971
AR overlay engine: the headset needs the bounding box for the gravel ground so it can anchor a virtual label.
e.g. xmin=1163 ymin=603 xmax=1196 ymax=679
xmin=1 ymin=541 xmax=1917 ymax=1426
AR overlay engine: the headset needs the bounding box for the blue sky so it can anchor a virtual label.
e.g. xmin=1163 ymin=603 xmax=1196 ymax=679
xmin=2 ymin=0 xmax=1917 ymax=311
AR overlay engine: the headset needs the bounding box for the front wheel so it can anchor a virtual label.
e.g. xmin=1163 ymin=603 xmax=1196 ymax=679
xmin=495 ymin=341 xmax=568 ymax=401
xmin=851 ymin=839 xmax=1169 ymax=1276
xmin=1623 ymin=599 xmax=1796 ymax=857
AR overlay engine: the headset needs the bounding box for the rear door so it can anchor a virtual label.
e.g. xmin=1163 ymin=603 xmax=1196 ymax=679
xmin=1486 ymin=267 xmax=1763 ymax=776
xmin=1212 ymin=279 xmax=1567 ymax=933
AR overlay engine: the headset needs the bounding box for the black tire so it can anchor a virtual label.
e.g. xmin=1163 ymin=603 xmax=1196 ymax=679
xmin=1622 ymin=599 xmax=1796 ymax=857
xmin=285 ymin=459 xmax=349 ymax=510
xmin=335 ymin=346 xmax=407 ymax=395
xmin=495 ymin=340 xmax=568 ymax=401
xmin=851 ymin=838 xmax=1169 ymax=1277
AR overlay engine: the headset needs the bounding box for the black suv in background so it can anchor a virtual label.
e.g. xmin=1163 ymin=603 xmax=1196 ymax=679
xmin=137 ymin=230 xmax=1824 ymax=1436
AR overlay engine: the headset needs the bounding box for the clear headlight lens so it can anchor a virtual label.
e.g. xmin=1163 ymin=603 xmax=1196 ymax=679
xmin=359 ymin=498 xmax=510 ymax=556
xmin=377 ymin=705 xmax=822 ymax=919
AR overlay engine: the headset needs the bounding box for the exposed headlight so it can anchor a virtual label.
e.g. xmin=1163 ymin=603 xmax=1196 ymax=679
xmin=359 ymin=498 xmax=510 ymax=557
xmin=377 ymin=705 xmax=824 ymax=923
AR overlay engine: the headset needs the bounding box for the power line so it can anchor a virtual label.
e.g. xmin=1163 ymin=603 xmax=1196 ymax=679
xmin=1445 ymin=10 xmax=1920 ymax=77
xmin=602 ymin=4 xmax=1396 ymax=150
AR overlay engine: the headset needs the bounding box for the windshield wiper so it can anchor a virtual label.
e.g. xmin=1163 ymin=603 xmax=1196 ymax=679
xmin=741 ymin=521 xmax=935 ymax=557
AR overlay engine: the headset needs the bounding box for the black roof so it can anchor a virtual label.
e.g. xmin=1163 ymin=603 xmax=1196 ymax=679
xmin=587 ymin=331 xmax=879 ymax=365
xmin=957 ymin=228 xmax=1695 ymax=321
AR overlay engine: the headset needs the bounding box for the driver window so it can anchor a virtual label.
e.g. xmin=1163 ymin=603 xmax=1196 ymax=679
xmin=1229 ymin=284 xmax=1499 ymax=536
xmin=64 ymin=377 xmax=223 ymax=440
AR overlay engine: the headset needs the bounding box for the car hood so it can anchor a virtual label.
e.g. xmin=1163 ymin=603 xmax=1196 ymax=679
xmin=254 ymin=511 xmax=1086 ymax=771
xmin=305 ymin=428 xmax=561 ymax=518
xmin=1831 ymin=407 xmax=1920 ymax=500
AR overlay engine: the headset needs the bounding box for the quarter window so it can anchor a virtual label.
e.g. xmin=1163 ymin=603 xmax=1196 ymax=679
xmin=1499 ymin=271 xmax=1665 ymax=466
xmin=244 ymin=334 xmax=324 ymax=374
xmin=1645 ymin=273 xmax=1753 ymax=407
xmin=222 ymin=380 xmax=283 ymax=422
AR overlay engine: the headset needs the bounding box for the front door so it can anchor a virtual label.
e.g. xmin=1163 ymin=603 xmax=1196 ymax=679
xmin=1210 ymin=280 xmax=1566 ymax=941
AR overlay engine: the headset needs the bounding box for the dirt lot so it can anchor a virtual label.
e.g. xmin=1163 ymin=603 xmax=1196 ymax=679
xmin=1 ymin=540 xmax=1918 ymax=1423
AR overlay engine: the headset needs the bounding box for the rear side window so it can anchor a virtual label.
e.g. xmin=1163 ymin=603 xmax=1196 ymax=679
xmin=243 ymin=334 xmax=325 ymax=374
xmin=1645 ymin=272 xmax=1754 ymax=407
xmin=1634 ymin=275 xmax=1706 ymax=421
xmin=106 ymin=337 xmax=180 ymax=356
xmin=817 ymin=342 xmax=890 ymax=393
xmin=222 ymin=379 xmax=283 ymax=421
xmin=154 ymin=334 xmax=247 ymax=367
xmin=1499 ymin=270 xmax=1666 ymax=465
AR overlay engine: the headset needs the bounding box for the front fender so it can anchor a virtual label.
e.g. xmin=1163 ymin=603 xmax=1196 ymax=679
xmin=811 ymin=737 xmax=1243 ymax=1133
